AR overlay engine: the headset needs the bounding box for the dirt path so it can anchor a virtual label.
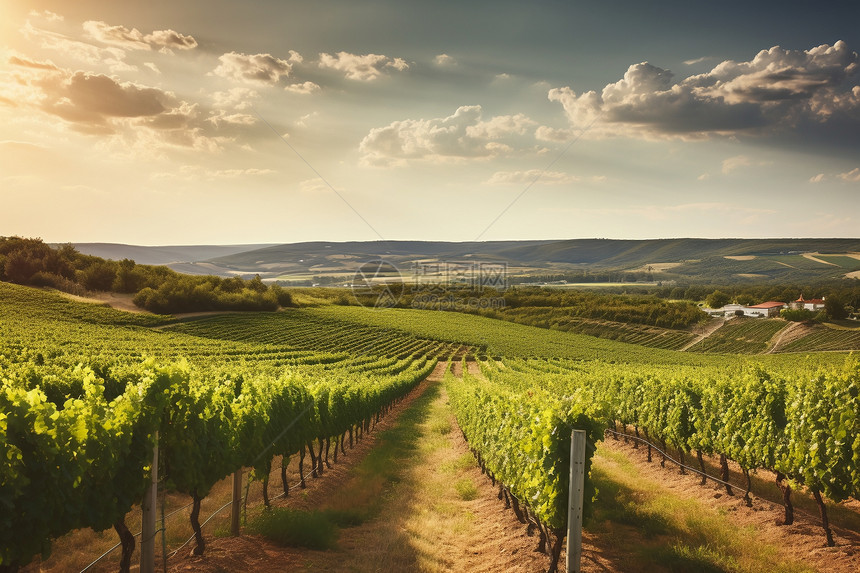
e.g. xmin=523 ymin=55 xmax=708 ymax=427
xmin=679 ymin=317 xmax=726 ymax=351
xmin=767 ymin=320 xmax=806 ymax=353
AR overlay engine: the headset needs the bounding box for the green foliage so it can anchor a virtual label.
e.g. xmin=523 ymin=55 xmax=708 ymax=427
xmin=781 ymin=308 xmax=819 ymax=322
xmin=0 ymin=284 xmax=437 ymax=569
xmin=454 ymin=478 xmax=478 ymax=501
xmin=248 ymin=508 xmax=339 ymax=550
xmin=446 ymin=366 xmax=605 ymax=529
xmin=0 ymin=237 xmax=293 ymax=313
xmin=706 ymin=290 xmax=731 ymax=309
xmin=825 ymin=295 xmax=848 ymax=320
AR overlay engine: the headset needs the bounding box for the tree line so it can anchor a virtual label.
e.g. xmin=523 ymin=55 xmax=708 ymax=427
xmin=0 ymin=237 xmax=291 ymax=314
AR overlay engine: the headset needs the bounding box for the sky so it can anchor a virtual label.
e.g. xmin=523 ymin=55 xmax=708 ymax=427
xmin=1 ymin=0 xmax=859 ymax=245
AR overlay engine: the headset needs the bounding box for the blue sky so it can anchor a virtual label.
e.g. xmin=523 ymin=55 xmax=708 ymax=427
xmin=1 ymin=0 xmax=859 ymax=244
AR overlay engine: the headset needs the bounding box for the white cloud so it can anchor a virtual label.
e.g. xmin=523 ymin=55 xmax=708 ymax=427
xmin=213 ymin=52 xmax=294 ymax=85
xmin=683 ymin=56 xmax=712 ymax=66
xmin=144 ymin=62 xmax=160 ymax=74
xmin=434 ymin=54 xmax=456 ymax=66
xmin=285 ymin=81 xmax=320 ymax=95
xmin=319 ymin=52 xmax=409 ymax=81
xmin=466 ymin=114 xmax=534 ymax=139
xmin=548 ymin=41 xmax=860 ymax=141
xmin=838 ymin=167 xmax=860 ymax=182
xmin=29 ymin=10 xmax=64 ymax=22
xmin=721 ymin=155 xmax=753 ymax=174
xmin=207 ymin=110 xmax=256 ymax=127
xmin=83 ymin=20 xmax=197 ymax=52
xmin=809 ymin=173 xmax=826 ymax=183
xmin=153 ymin=166 xmax=275 ymax=181
xmin=534 ymin=125 xmax=576 ymax=142
xmin=359 ymin=105 xmax=535 ymax=167
xmin=22 ymin=21 xmax=133 ymax=72
xmin=484 ymin=170 xmax=602 ymax=185
xmin=211 ymin=87 xmax=259 ymax=110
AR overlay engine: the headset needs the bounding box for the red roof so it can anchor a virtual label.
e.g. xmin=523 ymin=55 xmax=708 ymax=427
xmin=805 ymin=299 xmax=825 ymax=304
xmin=748 ymin=301 xmax=786 ymax=309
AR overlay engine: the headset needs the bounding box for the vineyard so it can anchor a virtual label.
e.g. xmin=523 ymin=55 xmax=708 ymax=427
xmin=686 ymin=318 xmax=788 ymax=354
xmin=778 ymin=323 xmax=860 ymax=353
xmin=0 ymin=283 xmax=439 ymax=571
xmin=444 ymin=354 xmax=860 ymax=559
xmin=2 ymin=282 xmax=859 ymax=572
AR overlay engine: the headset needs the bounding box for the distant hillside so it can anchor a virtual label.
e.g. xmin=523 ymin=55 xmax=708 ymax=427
xmin=204 ymin=238 xmax=860 ymax=283
xmin=69 ymin=243 xmax=278 ymax=272
xmin=64 ymin=239 xmax=860 ymax=284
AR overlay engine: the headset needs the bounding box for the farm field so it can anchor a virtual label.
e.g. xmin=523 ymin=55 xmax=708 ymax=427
xmin=2 ymin=283 xmax=859 ymax=573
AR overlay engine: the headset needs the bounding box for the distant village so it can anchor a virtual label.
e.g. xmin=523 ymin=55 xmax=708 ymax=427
xmin=706 ymin=295 xmax=826 ymax=318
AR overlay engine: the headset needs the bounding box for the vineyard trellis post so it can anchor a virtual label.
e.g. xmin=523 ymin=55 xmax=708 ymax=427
xmin=566 ymin=429 xmax=586 ymax=573
xmin=231 ymin=471 xmax=242 ymax=536
xmin=140 ymin=431 xmax=159 ymax=573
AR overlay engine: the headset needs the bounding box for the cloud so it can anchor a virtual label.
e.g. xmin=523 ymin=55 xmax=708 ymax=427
xmin=484 ymin=170 xmax=603 ymax=185
xmin=144 ymin=62 xmax=161 ymax=74
xmin=683 ymin=56 xmax=712 ymax=66
xmin=466 ymin=113 xmax=534 ymax=139
xmin=207 ymin=110 xmax=256 ymax=127
xmin=22 ymin=20 xmax=134 ymax=72
xmin=809 ymin=173 xmax=826 ymax=183
xmin=83 ymin=20 xmax=197 ymax=52
xmin=838 ymin=167 xmax=860 ymax=182
xmin=285 ymin=81 xmax=320 ymax=95
xmin=211 ymin=87 xmax=259 ymax=110
xmin=548 ymin=41 xmax=860 ymax=142
xmin=721 ymin=155 xmax=753 ymax=174
xmin=319 ymin=52 xmax=409 ymax=81
xmin=359 ymin=105 xmax=536 ymax=167
xmin=29 ymin=10 xmax=64 ymax=22
xmin=213 ymin=51 xmax=296 ymax=85
xmin=40 ymin=72 xmax=169 ymax=125
xmin=8 ymin=55 xmax=59 ymax=71
xmin=534 ymin=125 xmax=576 ymax=142
xmin=434 ymin=54 xmax=456 ymax=66
xmin=12 ymin=63 xmax=229 ymax=151
xmin=152 ymin=166 xmax=275 ymax=181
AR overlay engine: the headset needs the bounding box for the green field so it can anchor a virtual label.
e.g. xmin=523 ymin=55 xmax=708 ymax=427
xmin=2 ymin=281 xmax=858 ymax=571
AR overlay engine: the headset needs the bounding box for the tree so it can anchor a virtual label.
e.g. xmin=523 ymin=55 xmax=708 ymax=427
xmin=824 ymin=295 xmax=848 ymax=320
xmin=706 ymin=290 xmax=731 ymax=309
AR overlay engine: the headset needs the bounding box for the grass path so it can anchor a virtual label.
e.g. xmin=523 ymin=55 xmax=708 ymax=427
xmin=167 ymin=367 xmax=550 ymax=573
xmin=587 ymin=438 xmax=860 ymax=573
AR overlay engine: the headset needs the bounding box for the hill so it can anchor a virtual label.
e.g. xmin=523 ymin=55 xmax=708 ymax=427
xmin=65 ymin=238 xmax=860 ymax=283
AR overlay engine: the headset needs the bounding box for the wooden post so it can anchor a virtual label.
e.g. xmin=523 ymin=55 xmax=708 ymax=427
xmin=140 ymin=431 xmax=158 ymax=573
xmin=566 ymin=430 xmax=586 ymax=573
xmin=231 ymin=470 xmax=242 ymax=537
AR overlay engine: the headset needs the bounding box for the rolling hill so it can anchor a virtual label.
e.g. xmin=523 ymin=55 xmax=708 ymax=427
xmin=70 ymin=238 xmax=860 ymax=283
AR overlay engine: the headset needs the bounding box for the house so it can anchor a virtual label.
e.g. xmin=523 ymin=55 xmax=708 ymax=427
xmin=706 ymin=301 xmax=787 ymax=318
xmin=789 ymin=295 xmax=826 ymax=311
xmin=745 ymin=301 xmax=787 ymax=317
